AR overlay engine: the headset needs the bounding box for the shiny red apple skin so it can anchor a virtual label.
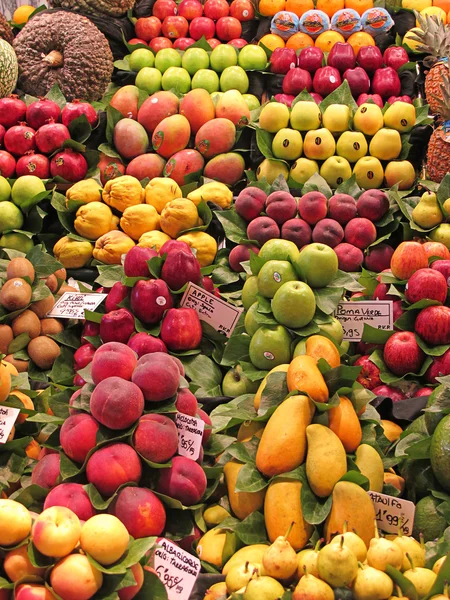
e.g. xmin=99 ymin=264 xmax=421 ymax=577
xmin=405 ymin=268 xmax=448 ymax=305
xmin=426 ymin=348 xmax=450 ymax=383
xmin=390 ymin=241 xmax=428 ymax=280
xmin=383 ymin=46 xmax=409 ymax=71
xmin=415 ymin=305 xmax=450 ymax=346
xmin=383 ymin=331 xmax=425 ymax=376
xmin=372 ymin=384 xmax=406 ymax=402
xmin=354 ymin=355 xmax=382 ymax=390
xmin=130 ymin=279 xmax=174 ymax=325
xmin=160 ymin=308 xmax=203 ymax=350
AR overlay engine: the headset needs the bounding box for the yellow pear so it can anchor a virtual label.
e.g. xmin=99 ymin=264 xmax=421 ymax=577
xmin=433 ymin=555 xmax=446 ymax=574
xmin=322 ymin=104 xmax=351 ymax=134
xmin=403 ymin=564 xmax=437 ymax=598
xmin=392 ymin=534 xmax=425 ymax=571
xmin=197 ymin=529 xmax=238 ymax=568
xmin=203 ymin=505 xmax=231 ymax=528
xmin=443 ymin=197 xmax=450 ymax=214
xmin=259 ymin=102 xmax=290 ymax=133
xmin=226 ymin=561 xmax=261 ymax=593
xmin=293 ymin=573 xmax=334 ymax=600
xmin=296 ymin=540 xmax=322 ymax=579
xmin=290 ymin=101 xmax=322 ymax=131
xmin=383 ymin=101 xmax=416 ymax=133
xmin=224 ymin=459 xmax=266 ymax=520
xmin=431 ymin=223 xmax=450 ymax=249
xmin=317 ymin=535 xmax=358 ymax=588
xmin=369 ymin=128 xmax=402 ymax=160
xmin=354 ymin=103 xmax=384 ymax=136
xmin=305 ymin=424 xmax=347 ymax=497
xmin=353 ymin=565 xmax=394 ymax=600
xmin=290 ymin=158 xmax=319 ymax=185
xmin=329 ymin=523 xmax=367 ymax=562
xmin=303 ymin=128 xmax=336 ymax=161
xmin=412 ymin=191 xmax=444 ymax=228
xmin=336 ymin=131 xmax=368 ymax=162
xmin=355 ymin=444 xmax=384 ymax=492
xmin=367 ymin=521 xmax=403 ymax=571
xmin=243 ymin=574 xmax=285 ymax=600
xmin=204 ymin=581 xmax=228 ymax=600
xmin=262 ymin=523 xmax=298 ymax=580
xmin=222 ymin=544 xmax=269 ymax=575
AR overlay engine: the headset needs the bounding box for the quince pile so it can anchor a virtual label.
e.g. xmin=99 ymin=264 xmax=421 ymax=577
xmin=54 ymin=175 xmax=227 ymax=267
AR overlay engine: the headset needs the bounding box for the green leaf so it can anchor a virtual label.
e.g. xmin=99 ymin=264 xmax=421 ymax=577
xmin=416 ymin=334 xmax=450 ymax=357
xmin=339 ymin=470 xmax=370 ymax=490
xmin=49 ymin=328 xmax=82 ymax=349
xmin=322 ymin=364 xmax=361 ymax=396
xmin=336 ymin=174 xmax=362 ymax=197
xmin=86 ymin=537 xmax=157 ymax=574
xmin=319 ymin=80 xmax=358 ymax=114
xmin=291 ymin=89 xmax=318 ymax=108
xmin=31 ymin=279 xmax=51 ymax=303
xmin=257 ymin=371 xmax=288 ymax=416
xmin=215 ymin=210 xmax=248 ymax=244
xmin=301 ymin=479 xmax=333 ymax=525
xmin=26 ymin=245 xmax=63 ymax=277
xmin=234 ymin=511 xmax=268 ymax=545
xmin=256 ymin=128 xmax=274 ymax=159
xmin=95 ymin=264 xmax=123 ymax=287
xmin=48 ymin=346 xmax=74 ymax=385
xmin=301 ymin=172 xmax=333 ymax=199
xmin=68 ymin=114 xmax=92 ymax=144
xmin=361 ymin=324 xmax=394 ymax=345
xmin=314 ymin=287 xmax=344 ymax=315
xmin=45 ymin=84 xmax=67 ymax=109
xmin=385 ymin=566 xmax=418 ymax=600
xmin=134 ymin=569 xmax=168 ymax=600
xmin=239 ymin=361 xmax=268 ymax=383
xmin=235 ymin=462 xmax=268 ymax=493
xmin=328 ymin=270 xmax=365 ymax=292
xmin=7 ymin=332 xmax=30 ymax=354
xmin=221 ymin=334 xmax=250 ymax=367
xmin=106 ymin=104 xmax=124 ymax=145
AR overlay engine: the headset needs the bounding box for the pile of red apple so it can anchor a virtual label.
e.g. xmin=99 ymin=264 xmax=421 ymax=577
xmin=229 ymin=184 xmax=392 ymax=273
xmin=271 ymin=42 xmax=411 ymax=106
xmin=0 ymin=95 xmax=97 ymax=182
xmin=131 ymin=0 xmax=254 ymax=51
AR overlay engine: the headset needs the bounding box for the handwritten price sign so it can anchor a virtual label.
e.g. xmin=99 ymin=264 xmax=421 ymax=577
xmin=47 ymin=292 xmax=107 ymax=320
xmin=368 ymin=491 xmax=415 ymax=536
xmin=154 ymin=538 xmax=201 ymax=600
xmin=0 ymin=406 xmax=20 ymax=444
xmin=175 ymin=413 xmax=204 ymax=461
xmin=334 ymin=301 xmax=393 ymax=342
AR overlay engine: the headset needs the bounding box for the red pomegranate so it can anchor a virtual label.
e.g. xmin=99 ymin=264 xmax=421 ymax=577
xmin=61 ymin=100 xmax=98 ymax=127
xmin=0 ymin=96 xmax=27 ymax=128
xmin=3 ymin=124 xmax=36 ymax=156
xmin=16 ymin=152 xmax=50 ymax=178
xmin=35 ymin=120 xmax=71 ymax=154
xmin=0 ymin=151 xmax=16 ymax=177
xmin=50 ymin=149 xmax=88 ymax=182
xmin=26 ymin=98 xmax=61 ymax=129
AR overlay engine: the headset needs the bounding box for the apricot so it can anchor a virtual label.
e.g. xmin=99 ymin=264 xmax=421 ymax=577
xmin=50 ymin=553 xmax=103 ymax=600
xmin=86 ymin=443 xmax=142 ymax=497
xmin=131 ymin=352 xmax=180 ymax=402
xmin=10 ymin=390 xmax=34 ymax=424
xmin=4 ymin=543 xmax=46 ymax=581
xmin=25 ymin=439 xmax=40 ymax=460
xmin=133 ymin=414 xmax=178 ymax=463
xmin=81 ymin=514 xmax=130 ymax=565
xmin=44 ymin=483 xmax=96 ymax=521
xmin=32 ymin=506 xmax=81 ymax=558
xmin=60 ymin=414 xmax=99 ymax=464
xmin=30 ymin=453 xmax=61 ymax=489
xmin=90 ymin=376 xmax=144 ymax=430
xmin=15 ymin=585 xmax=56 ymax=600
xmin=118 ymin=563 xmax=144 ymax=600
xmin=157 ymin=456 xmax=207 ymax=506
xmin=111 ymin=486 xmax=166 ymax=538
xmin=0 ymin=499 xmax=32 ymax=546
xmin=91 ymin=341 xmax=137 ymax=385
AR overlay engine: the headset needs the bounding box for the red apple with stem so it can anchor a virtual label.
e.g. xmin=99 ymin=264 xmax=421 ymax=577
xmin=383 ymin=331 xmax=425 ymax=376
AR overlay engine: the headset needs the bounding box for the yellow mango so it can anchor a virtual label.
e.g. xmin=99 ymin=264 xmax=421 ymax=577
xmin=74 ymin=202 xmax=119 ymax=240
xmin=355 ymin=444 xmax=384 ymax=493
xmin=305 ymin=424 xmax=347 ymax=498
xmin=145 ymin=177 xmax=182 ymax=213
xmin=324 ymin=481 xmax=376 ymax=548
xmin=222 ymin=544 xmax=269 ymax=575
xmin=256 ymin=394 xmax=315 ymax=477
xmin=380 ymin=419 xmax=403 ymax=442
xmin=187 ymin=182 xmax=233 ymax=209
xmin=224 ymin=459 xmax=266 ymax=521
xmin=120 ymin=204 xmax=161 ymax=240
xmin=264 ymin=478 xmax=313 ymax=551
xmin=328 ymin=396 xmax=362 ymax=453
xmin=53 ymin=236 xmax=93 ymax=269
xmin=177 ymin=231 xmax=218 ymax=267
xmin=65 ymin=178 xmax=102 ymax=209
xmin=93 ymin=230 xmax=135 ymax=265
xmin=287 ymin=355 xmax=329 ymax=403
xmin=237 ymin=421 xmax=265 ymax=442
xmin=196 ymin=528 xmax=238 ymax=569
xmin=103 ymin=175 xmax=144 ymax=213
xmin=254 ymin=364 xmax=289 ymax=412
xmin=138 ymin=230 xmax=171 ymax=252
xmin=160 ymin=199 xmax=198 ymax=238
xmin=305 ymin=335 xmax=340 ymax=368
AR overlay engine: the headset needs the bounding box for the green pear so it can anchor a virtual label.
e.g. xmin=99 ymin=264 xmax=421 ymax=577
xmin=293 ymin=573 xmax=334 ymax=600
xmin=403 ymin=564 xmax=437 ymax=599
xmin=317 ymin=536 xmax=358 ymax=588
xmin=262 ymin=523 xmax=298 ymax=580
xmin=226 ymin=561 xmax=261 ymax=593
xmin=259 ymin=103 xmax=290 ymax=133
xmin=322 ymin=104 xmax=351 ymax=134
xmin=290 ymin=101 xmax=322 ymax=131
xmin=222 ymin=365 xmax=259 ymax=397
xmin=412 ymin=191 xmax=444 ymax=228
xmin=242 ymin=276 xmax=259 ymax=311
xmin=329 ymin=524 xmax=367 ymax=562
xmin=257 ymin=159 xmax=289 ymax=184
xmin=320 ymin=156 xmax=352 ymax=189
xmin=203 ymin=505 xmax=231 ymax=527
xmin=369 ymin=128 xmax=402 ymax=160
xmin=353 ymin=103 xmax=384 ymax=136
xmin=352 ymin=565 xmax=394 ymax=600
xmin=336 ymin=131 xmax=368 ymax=163
xmin=290 ymin=158 xmax=319 ymax=185
xmin=392 ymin=534 xmax=425 ymax=571
xmin=430 ymin=223 xmax=450 ymax=248
xmin=272 ymin=128 xmax=303 ymax=161
xmin=245 ymin=302 xmax=262 ymax=336
xmin=303 ymin=128 xmax=336 ymax=161
xmin=353 ymin=156 xmax=384 ymax=189
xmin=366 ymin=522 xmax=403 ymax=572
xmin=243 ymin=575 xmax=285 ymax=600
xmin=383 ymin=101 xmax=416 ymax=133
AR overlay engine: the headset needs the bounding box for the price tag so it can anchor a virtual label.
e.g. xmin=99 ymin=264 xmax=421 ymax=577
xmin=180 ymin=282 xmax=243 ymax=338
xmin=153 ymin=537 xmax=201 ymax=600
xmin=46 ymin=292 xmax=107 ymax=320
xmin=175 ymin=413 xmax=204 ymax=461
xmin=334 ymin=301 xmax=393 ymax=342
xmin=67 ymin=278 xmax=93 ymax=291
xmin=0 ymin=406 xmax=20 ymax=444
xmin=368 ymin=491 xmax=415 ymax=536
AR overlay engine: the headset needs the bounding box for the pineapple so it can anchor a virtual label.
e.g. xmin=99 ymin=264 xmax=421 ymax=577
xmin=410 ymin=13 xmax=450 ymax=114
xmin=427 ymin=80 xmax=450 ymax=182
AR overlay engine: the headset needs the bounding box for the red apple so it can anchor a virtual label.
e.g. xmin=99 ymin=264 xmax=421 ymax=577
xmin=297 ymin=46 xmax=324 ymax=73
xmin=313 ymin=66 xmax=342 ymax=96
xmin=383 ymin=46 xmax=409 ymax=71
xmin=105 ymin=282 xmax=129 ymax=313
xmin=160 ymin=248 xmax=201 ymax=290
xmin=415 ymin=386 xmax=433 ymax=397
xmin=405 ymin=268 xmax=448 ymax=305
xmin=228 ymin=38 xmax=248 ymax=48
xmin=130 ymin=279 xmax=174 ymax=325
xmin=124 ymin=246 xmax=158 ymax=278
xmin=178 ymin=0 xmax=203 ymax=20
xmin=426 ymin=348 xmax=450 ymax=383
xmin=207 ymin=38 xmax=221 ymax=48
xmin=365 ymin=243 xmax=395 ymax=272
xmin=327 ymin=42 xmax=356 ymax=73
xmin=415 ymin=305 xmax=450 ymax=346
xmin=390 ymin=241 xmax=428 ymax=280
xmin=274 ymin=93 xmax=295 ymax=106
xmin=431 ymin=259 xmax=450 ymax=282
xmin=372 ymin=384 xmax=406 ymax=402
xmin=388 ymin=95 xmax=413 ymax=104
xmin=271 ymin=47 xmax=297 ymax=74
xmin=310 ymin=93 xmax=323 ymax=103
xmin=160 ymin=240 xmax=192 ymax=255
xmin=160 ymin=308 xmax=202 ymax=350
xmin=189 ymin=16 xmax=215 ymax=39
xmin=74 ymin=344 xmax=95 ymax=372
xmin=354 ymin=355 xmax=382 ymax=390
xmin=150 ymin=37 xmax=173 ymax=50
xmin=100 ymin=308 xmax=136 ymax=344
xmin=215 ymin=16 xmax=242 ymax=41
xmin=128 ymin=333 xmax=168 ymax=358
xmin=128 ymin=38 xmax=149 ymax=46
xmin=372 ymin=282 xmax=397 ymax=301
xmin=81 ymin=321 xmax=100 ymax=344
xmin=393 ymin=300 xmax=404 ymax=326
xmin=357 ymin=93 xmax=384 ymax=108
xmin=162 ymin=15 xmax=189 ymax=38
xmin=356 ymin=45 xmax=383 ymax=74
xmin=173 ymin=37 xmax=196 ymax=49
xmin=230 ymin=0 xmax=254 ymax=20
xmin=282 ymin=67 xmax=313 ymax=95
xmin=372 ymin=67 xmax=401 ymax=99
xmin=383 ymin=331 xmax=425 ymax=376
xmin=153 ymin=0 xmax=178 ymax=20
xmin=344 ymin=67 xmax=370 ymax=96
xmin=135 ymin=16 xmax=162 ymax=41
xmin=204 ymin=0 xmax=230 ymax=19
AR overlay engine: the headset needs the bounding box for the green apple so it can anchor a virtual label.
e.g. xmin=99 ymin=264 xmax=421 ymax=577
xmin=293 ymin=338 xmax=306 ymax=358
xmin=295 ymin=243 xmax=338 ymax=288
xmin=0 ymin=201 xmax=23 ymax=233
xmin=222 ymin=364 xmax=259 ymax=397
xmin=0 ymin=176 xmax=11 ymax=201
xmin=243 ymin=94 xmax=260 ymax=111
xmin=290 ymin=158 xmax=319 ymax=185
xmin=135 ymin=67 xmax=162 ymax=94
xmin=340 ymin=341 xmax=350 ymax=354
xmin=249 ymin=325 xmax=292 ymax=370
xmin=192 ymin=69 xmax=220 ymax=93
xmin=155 ymin=48 xmax=182 ymax=73
xmin=257 ymin=259 xmax=297 ymax=299
xmin=242 ymin=275 xmax=259 ymax=310
xmin=271 ymin=280 xmax=316 ymax=329
xmin=162 ymin=67 xmax=191 ymax=93
xmin=0 ymin=232 xmax=33 ymax=252
xmin=318 ymin=317 xmax=344 ymax=345
xmin=129 ymin=48 xmax=155 ymax=72
xmin=320 ymin=156 xmax=352 ymax=189
xmin=11 ymin=176 xmax=46 ymax=208
xmin=210 ymin=44 xmax=238 ymax=72
xmin=238 ymin=44 xmax=268 ymax=70
xmin=181 ymin=48 xmax=210 ymax=76
xmin=258 ymin=239 xmax=299 ymax=267
xmin=244 ymin=302 xmax=262 ymax=336
xmin=220 ymin=66 xmax=249 ymax=93
xmin=290 ymin=101 xmax=322 ymax=131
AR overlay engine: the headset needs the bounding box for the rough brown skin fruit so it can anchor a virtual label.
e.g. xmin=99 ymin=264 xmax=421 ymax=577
xmin=13 ymin=11 xmax=113 ymax=102
xmin=0 ymin=14 xmax=14 ymax=44
xmin=50 ymin=0 xmax=136 ymax=17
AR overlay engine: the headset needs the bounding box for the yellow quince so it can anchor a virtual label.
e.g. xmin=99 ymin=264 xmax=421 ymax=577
xmin=103 ymin=175 xmax=144 ymax=213
xmin=93 ymin=230 xmax=135 ymax=265
xmin=187 ymin=181 xmax=233 ymax=209
xmin=145 ymin=177 xmax=182 ymax=213
xmin=74 ymin=202 xmax=119 ymax=240
xmin=160 ymin=198 xmax=198 ymax=238
xmin=53 ymin=236 xmax=93 ymax=269
xmin=65 ymin=178 xmax=102 ymax=210
xmin=138 ymin=230 xmax=171 ymax=252
xmin=120 ymin=204 xmax=161 ymax=240
xmin=177 ymin=231 xmax=217 ymax=266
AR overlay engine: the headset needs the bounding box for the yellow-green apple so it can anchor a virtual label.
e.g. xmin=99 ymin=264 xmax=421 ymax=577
xmin=383 ymin=331 xmax=425 ymax=376
xmin=32 ymin=506 xmax=81 ymax=557
xmin=415 ymin=305 xmax=450 ymax=345
xmin=289 ymin=101 xmax=321 ymax=131
xmin=334 ymin=242 xmax=364 ymax=272
xmin=249 ymin=324 xmax=292 ymax=369
xmin=430 ymin=224 xmax=450 ymax=249
xmin=390 ymin=241 xmax=428 ymax=280
xmin=182 ymin=48 xmax=210 ymax=75
xmin=328 ymin=193 xmax=357 ymax=225
xmin=336 ymin=131 xmax=368 ymax=162
xmin=322 ymin=104 xmax=351 ymax=134
xmin=405 ymin=268 xmax=447 ymax=305
xmin=210 ymin=43 xmax=237 ymax=71
xmin=258 ymin=238 xmax=299 ymax=264
xmin=222 ymin=364 xmax=259 ymax=396
xmin=318 ymin=317 xmax=344 ymax=344
xmin=242 ymin=275 xmax=258 ymax=310
xmin=297 ymin=191 xmax=328 ymax=225
xmin=290 ymin=158 xmax=319 ymax=185
xmin=271 ymin=281 xmax=316 ymax=328
xmin=238 ymin=44 xmax=267 ymax=70
xmin=353 ymin=156 xmax=384 ymax=189
xmin=281 ymin=218 xmax=312 ymax=249
xmin=303 ymin=128 xmax=336 ymax=160
xmin=312 ymin=218 xmax=344 ymax=248
xmin=295 ymin=242 xmax=338 ymax=288
xmin=155 ymin=47 xmax=182 ymax=72
xmin=257 ymin=259 xmax=297 ymax=298
xmin=320 ymin=156 xmax=352 ymax=188
xmin=50 ymin=553 xmax=103 ymax=600
xmin=0 ymin=499 xmax=32 ymax=546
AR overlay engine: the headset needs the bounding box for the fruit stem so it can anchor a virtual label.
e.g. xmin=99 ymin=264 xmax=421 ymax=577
xmin=340 ymin=535 xmax=345 ymax=549
xmin=343 ymin=520 xmax=348 ymax=534
xmin=406 ymin=552 xmax=415 ymax=570
xmin=284 ymin=521 xmax=295 ymax=541
xmin=374 ymin=519 xmax=380 ymax=539
xmin=315 ymin=538 xmax=324 ymax=552
xmin=444 ymin=581 xmax=449 ymax=598
xmin=244 ymin=561 xmax=249 ymax=573
xmin=419 ymin=532 xmax=425 ymax=550
xmin=42 ymin=50 xmax=64 ymax=68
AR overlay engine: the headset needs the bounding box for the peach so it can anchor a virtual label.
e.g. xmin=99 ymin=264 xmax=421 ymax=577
xmin=0 ymin=499 xmax=32 ymax=546
xmin=328 ymin=193 xmax=357 ymax=225
xmin=197 ymin=408 xmax=212 ymax=445
xmin=111 ymin=486 xmax=166 ymax=538
xmin=157 ymin=456 xmax=207 ymax=506
xmin=312 ymin=218 xmax=344 ymax=248
xmin=80 ymin=514 xmax=129 ymax=565
xmin=298 ymin=191 xmax=328 ymax=225
xmin=38 ymin=447 xmax=58 ymax=460
xmin=131 ymin=352 xmax=180 ymax=402
xmin=265 ymin=191 xmax=297 ymax=225
xmin=128 ymin=333 xmax=168 ymax=358
xmin=228 ymin=244 xmax=259 ymax=272
xmin=118 ymin=563 xmax=144 ymax=600
xmin=281 ymin=218 xmax=311 ymax=249
xmin=30 ymin=453 xmax=61 ymax=489
xmin=69 ymin=389 xmax=81 ymax=415
xmin=344 ymin=217 xmax=377 ymax=249
xmin=334 ymin=243 xmax=364 ymax=272
xmin=356 ymin=189 xmax=390 ymax=221
xmin=32 ymin=506 xmax=81 ymax=557
xmin=60 ymin=414 xmax=99 ymax=464
xmin=246 ymin=216 xmax=280 ymax=246
xmin=364 ymin=243 xmax=394 ymax=272
xmin=15 ymin=585 xmax=56 ymax=600
xmin=234 ymin=187 xmax=267 ymax=222
xmin=91 ymin=342 xmax=137 ymax=385
xmin=176 ymin=387 xmax=198 ymax=416
xmin=4 ymin=543 xmax=46 ymax=581
xmin=50 ymin=553 xmax=103 ymax=600
xmin=86 ymin=443 xmax=142 ymax=497
xmin=90 ymin=377 xmax=144 ymax=430
xmin=44 ymin=483 xmax=96 ymax=521
xmin=133 ymin=414 xmax=178 ymax=463
xmin=172 ymin=356 xmax=185 ymax=376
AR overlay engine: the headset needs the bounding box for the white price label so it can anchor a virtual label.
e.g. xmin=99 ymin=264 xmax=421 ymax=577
xmin=175 ymin=413 xmax=204 ymax=461
xmin=0 ymin=406 xmax=20 ymax=444
xmin=153 ymin=538 xmax=201 ymax=600
xmin=180 ymin=282 xmax=243 ymax=338
xmin=335 ymin=301 xmax=393 ymax=342
xmin=46 ymin=292 xmax=107 ymax=320
xmin=368 ymin=491 xmax=416 ymax=536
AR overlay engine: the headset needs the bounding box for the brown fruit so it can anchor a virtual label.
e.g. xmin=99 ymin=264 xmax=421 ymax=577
xmin=54 ymin=268 xmax=67 ymax=281
xmin=4 ymin=355 xmax=29 ymax=373
xmin=30 ymin=295 xmax=55 ymax=319
xmin=27 ymin=336 xmax=61 ymax=370
xmin=43 ymin=274 xmax=58 ymax=293
xmin=12 ymin=310 xmax=41 ymax=340
xmin=0 ymin=279 xmax=32 ymax=311
xmin=6 ymin=258 xmax=35 ymax=283
xmin=40 ymin=319 xmax=64 ymax=336
xmin=57 ymin=285 xmax=78 ymax=296
xmin=0 ymin=325 xmax=14 ymax=354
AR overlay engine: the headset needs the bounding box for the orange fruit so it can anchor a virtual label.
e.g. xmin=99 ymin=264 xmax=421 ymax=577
xmin=25 ymin=439 xmax=41 ymax=460
xmin=0 ymin=363 xmax=11 ymax=403
xmin=259 ymin=33 xmax=286 ymax=50
xmin=317 ymin=0 xmax=344 ymax=17
xmin=258 ymin=0 xmax=285 ymax=16
xmin=328 ymin=396 xmax=362 ymax=453
xmin=434 ymin=0 xmax=450 ymax=10
xmin=286 ymin=31 xmax=314 ymax=49
xmin=285 ymin=0 xmax=314 ymax=15
xmin=2 ymin=360 xmax=18 ymax=377
xmin=347 ymin=31 xmax=375 ymax=54
xmin=345 ymin=0 xmax=374 ymax=15
xmin=12 ymin=5 xmax=35 ymax=24
xmin=10 ymin=391 xmax=34 ymax=425
xmin=315 ymin=30 xmax=345 ymax=52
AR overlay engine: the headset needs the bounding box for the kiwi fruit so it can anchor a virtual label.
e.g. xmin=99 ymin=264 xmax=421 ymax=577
xmin=6 ymin=258 xmax=35 ymax=283
xmin=43 ymin=274 xmax=58 ymax=293
xmin=40 ymin=318 xmax=64 ymax=336
xmin=30 ymin=294 xmax=55 ymax=319
xmin=28 ymin=336 xmax=61 ymax=370
xmin=0 ymin=278 xmax=33 ymax=312
xmin=12 ymin=310 xmax=41 ymax=340
xmin=57 ymin=284 xmax=78 ymax=296
xmin=4 ymin=354 xmax=29 ymax=372
xmin=0 ymin=325 xmax=14 ymax=354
